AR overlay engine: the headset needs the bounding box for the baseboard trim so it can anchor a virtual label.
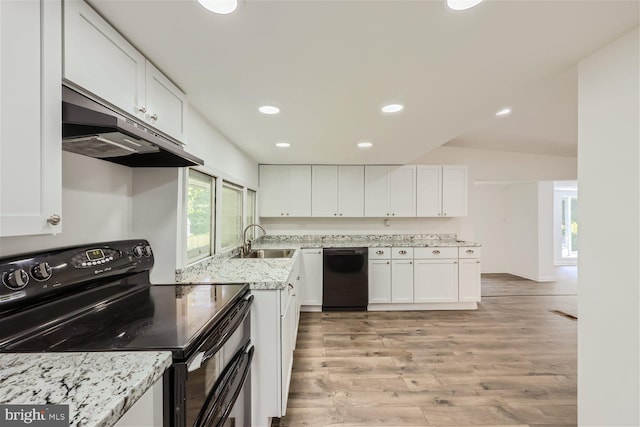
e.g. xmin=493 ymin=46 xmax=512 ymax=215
xmin=507 ymin=271 xmax=556 ymax=282
xmin=368 ymin=302 xmax=478 ymax=311
xmin=301 ymin=305 xmax=322 ymax=312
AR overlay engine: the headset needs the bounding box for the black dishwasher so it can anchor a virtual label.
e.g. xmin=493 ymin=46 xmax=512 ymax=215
xmin=323 ymin=248 xmax=368 ymax=311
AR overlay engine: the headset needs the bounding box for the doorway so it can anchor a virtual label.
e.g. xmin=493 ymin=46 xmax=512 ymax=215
xmin=554 ymin=181 xmax=578 ymax=265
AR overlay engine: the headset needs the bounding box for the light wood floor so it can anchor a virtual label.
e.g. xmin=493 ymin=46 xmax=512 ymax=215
xmin=274 ymin=271 xmax=577 ymax=426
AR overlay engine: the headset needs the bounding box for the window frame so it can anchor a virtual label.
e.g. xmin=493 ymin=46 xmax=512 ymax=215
xmin=220 ymin=180 xmax=245 ymax=250
xmin=186 ymin=169 xmax=216 ymax=265
xmin=245 ymin=188 xmax=257 ymax=240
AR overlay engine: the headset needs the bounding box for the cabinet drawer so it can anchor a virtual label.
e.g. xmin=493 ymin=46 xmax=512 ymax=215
xmin=369 ymin=248 xmax=391 ymax=259
xmin=414 ymin=247 xmax=457 ymax=259
xmin=459 ymin=247 xmax=481 ymax=259
xmin=391 ymin=247 xmax=414 ymax=259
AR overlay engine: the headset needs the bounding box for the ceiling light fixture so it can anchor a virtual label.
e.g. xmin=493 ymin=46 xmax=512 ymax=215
xmin=357 ymin=141 xmax=373 ymax=148
xmin=446 ymin=0 xmax=484 ymax=11
xmin=496 ymin=107 xmax=512 ymax=117
xmin=197 ymin=0 xmax=238 ymax=15
xmin=259 ymin=105 xmax=280 ymax=115
xmin=381 ymin=104 xmax=404 ymax=114
xmin=275 ymin=142 xmax=290 ymax=148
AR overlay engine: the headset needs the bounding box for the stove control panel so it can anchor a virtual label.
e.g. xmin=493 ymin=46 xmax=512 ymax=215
xmin=0 ymin=240 xmax=154 ymax=307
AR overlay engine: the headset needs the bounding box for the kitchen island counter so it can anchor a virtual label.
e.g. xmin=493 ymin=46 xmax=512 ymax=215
xmin=0 ymin=351 xmax=171 ymax=427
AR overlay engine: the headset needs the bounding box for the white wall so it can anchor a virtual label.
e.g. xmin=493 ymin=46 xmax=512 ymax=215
xmin=0 ymin=152 xmax=133 ymax=256
xmin=577 ymin=28 xmax=639 ymax=425
xmin=262 ymin=146 xmax=576 ymax=274
xmin=506 ymin=182 xmax=540 ymax=280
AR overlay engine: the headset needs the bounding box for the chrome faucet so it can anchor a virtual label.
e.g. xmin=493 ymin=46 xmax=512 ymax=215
xmin=242 ymin=224 xmax=266 ymax=255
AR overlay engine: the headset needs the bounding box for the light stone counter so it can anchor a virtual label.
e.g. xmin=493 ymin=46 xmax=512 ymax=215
xmin=176 ymin=234 xmax=481 ymax=289
xmin=0 ymin=351 xmax=172 ymax=427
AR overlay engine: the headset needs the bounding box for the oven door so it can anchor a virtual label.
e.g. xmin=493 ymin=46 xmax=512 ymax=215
xmin=174 ymin=294 xmax=253 ymax=427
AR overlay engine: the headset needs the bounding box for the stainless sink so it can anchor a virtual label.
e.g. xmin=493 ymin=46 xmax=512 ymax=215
xmin=234 ymin=249 xmax=295 ymax=259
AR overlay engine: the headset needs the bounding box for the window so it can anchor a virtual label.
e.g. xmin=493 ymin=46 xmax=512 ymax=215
xmin=560 ymin=195 xmax=578 ymax=259
xmin=246 ymin=189 xmax=257 ymax=239
xmin=221 ymin=182 xmax=243 ymax=249
xmin=187 ymin=170 xmax=215 ymax=263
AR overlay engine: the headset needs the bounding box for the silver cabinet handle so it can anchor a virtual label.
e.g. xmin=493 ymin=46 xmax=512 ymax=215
xmin=47 ymin=214 xmax=61 ymax=225
xmin=137 ymin=106 xmax=147 ymax=113
xmin=288 ymin=283 xmax=294 ymax=289
xmin=466 ymin=249 xmax=474 ymax=254
xmin=399 ymin=250 xmax=407 ymax=255
xmin=432 ymin=250 xmax=440 ymax=255
xmin=376 ymin=250 xmax=384 ymax=255
xmin=150 ymin=113 xmax=158 ymax=121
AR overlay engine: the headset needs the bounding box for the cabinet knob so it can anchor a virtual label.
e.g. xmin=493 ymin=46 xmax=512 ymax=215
xmin=399 ymin=250 xmax=406 ymax=255
xmin=386 ymin=261 xmax=390 ymax=264
xmin=438 ymin=213 xmax=442 ymax=216
xmin=339 ymin=213 xmax=343 ymax=216
xmin=317 ymin=251 xmax=322 ymax=254
xmin=47 ymin=214 xmax=61 ymax=225
xmin=334 ymin=213 xmax=337 ymax=216
xmin=288 ymin=283 xmax=294 ymax=289
xmin=376 ymin=250 xmax=384 ymax=255
xmin=443 ymin=213 xmax=447 ymax=216
xmin=150 ymin=113 xmax=158 ymax=121
xmin=392 ymin=213 xmax=395 ymax=216
xmin=281 ymin=213 xmax=284 ymax=216
xmin=466 ymin=249 xmax=474 ymax=254
xmin=477 ymin=261 xmax=480 ymax=264
xmin=286 ymin=213 xmax=290 ymax=216
xmin=137 ymin=106 xmax=147 ymax=113
xmin=409 ymin=261 xmax=413 ymax=265
xmin=454 ymin=261 xmax=458 ymax=264
xmin=432 ymin=249 xmax=440 ymax=255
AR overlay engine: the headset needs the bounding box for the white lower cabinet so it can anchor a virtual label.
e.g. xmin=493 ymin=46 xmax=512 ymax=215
xmin=391 ymin=260 xmax=414 ymax=303
xmin=1 ymin=0 xmax=62 ymax=237
xmin=458 ymin=247 xmax=481 ymax=302
xmin=114 ymin=376 xmax=163 ymax=427
xmin=251 ymin=258 xmax=301 ymax=427
xmin=368 ymin=259 xmax=391 ymax=303
xmin=300 ymin=249 xmax=323 ymax=310
xmin=413 ymin=259 xmax=459 ymax=303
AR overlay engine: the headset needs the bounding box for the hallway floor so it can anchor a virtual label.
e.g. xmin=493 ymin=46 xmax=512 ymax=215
xmin=274 ymin=272 xmax=577 ymax=426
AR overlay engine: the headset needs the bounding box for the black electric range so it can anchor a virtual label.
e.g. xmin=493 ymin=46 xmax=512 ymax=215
xmin=0 ymin=240 xmax=253 ymax=427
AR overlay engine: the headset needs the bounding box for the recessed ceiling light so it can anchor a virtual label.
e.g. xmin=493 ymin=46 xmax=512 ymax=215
xmin=275 ymin=142 xmax=290 ymax=148
xmin=357 ymin=141 xmax=373 ymax=148
xmin=446 ymin=0 xmax=484 ymax=11
xmin=259 ymin=105 xmax=280 ymax=115
xmin=197 ymin=0 xmax=238 ymax=14
xmin=381 ymin=104 xmax=404 ymax=114
xmin=496 ymin=107 xmax=512 ymax=117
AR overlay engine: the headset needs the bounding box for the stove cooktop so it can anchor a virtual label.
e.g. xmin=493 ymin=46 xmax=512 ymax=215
xmin=0 ymin=280 xmax=248 ymax=360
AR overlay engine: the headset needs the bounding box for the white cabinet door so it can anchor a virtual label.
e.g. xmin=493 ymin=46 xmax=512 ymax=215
xmin=389 ymin=166 xmax=416 ymax=217
xmin=0 ymin=0 xmax=62 ymax=237
xmin=416 ymin=165 xmax=442 ymax=217
xmin=145 ymin=61 xmax=187 ymax=142
xmin=311 ymin=165 xmax=338 ymax=217
xmin=458 ymin=258 xmax=481 ymax=302
xmin=259 ymin=165 xmax=311 ymax=217
xmin=259 ymin=165 xmax=286 ymax=217
xmin=280 ymin=291 xmax=294 ymax=415
xmin=368 ymin=260 xmax=391 ymax=303
xmin=413 ymin=260 xmax=459 ymax=303
xmin=301 ymin=249 xmax=323 ymax=306
xmin=338 ymin=166 xmax=364 ymax=217
xmin=364 ymin=166 xmax=390 ymax=217
xmin=287 ymin=166 xmax=312 ymax=217
xmin=63 ymin=0 xmax=146 ymax=119
xmin=442 ymin=166 xmax=468 ymax=217
xmin=391 ymin=260 xmax=414 ymax=303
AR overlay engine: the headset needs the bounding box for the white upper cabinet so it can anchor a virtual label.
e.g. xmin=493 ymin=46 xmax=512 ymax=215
xmin=416 ymin=166 xmax=442 ymax=217
xmin=311 ymin=166 xmax=338 ymax=217
xmin=312 ymin=165 xmax=364 ymax=217
xmin=365 ymin=165 xmax=416 ymax=217
xmin=442 ymin=166 xmax=468 ymax=217
xmin=259 ymin=165 xmax=311 ymax=217
xmin=63 ymin=0 xmax=187 ymax=142
xmin=1 ymin=0 xmax=62 ymax=237
xmin=417 ymin=165 xmax=468 ymax=217
xmin=145 ymin=62 xmax=187 ymax=142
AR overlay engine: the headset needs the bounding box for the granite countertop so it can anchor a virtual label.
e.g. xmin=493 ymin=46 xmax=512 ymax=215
xmin=0 ymin=351 xmax=172 ymax=427
xmin=176 ymin=234 xmax=481 ymax=290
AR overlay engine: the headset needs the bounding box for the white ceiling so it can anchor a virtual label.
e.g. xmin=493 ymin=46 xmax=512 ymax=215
xmin=88 ymin=0 xmax=639 ymax=164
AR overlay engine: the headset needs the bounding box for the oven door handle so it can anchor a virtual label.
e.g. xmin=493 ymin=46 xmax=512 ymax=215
xmin=187 ymin=294 xmax=254 ymax=373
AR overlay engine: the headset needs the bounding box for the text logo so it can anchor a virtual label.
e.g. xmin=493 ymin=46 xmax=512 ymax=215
xmin=1 ymin=405 xmax=68 ymax=426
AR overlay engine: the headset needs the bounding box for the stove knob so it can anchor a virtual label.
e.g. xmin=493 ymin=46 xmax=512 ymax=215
xmin=3 ymin=269 xmax=29 ymax=290
xmin=133 ymin=246 xmax=144 ymax=258
xmin=31 ymin=262 xmax=52 ymax=281
xmin=143 ymin=245 xmax=152 ymax=257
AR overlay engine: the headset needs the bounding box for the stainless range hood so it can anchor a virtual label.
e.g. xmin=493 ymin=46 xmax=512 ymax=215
xmin=62 ymin=85 xmax=203 ymax=167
